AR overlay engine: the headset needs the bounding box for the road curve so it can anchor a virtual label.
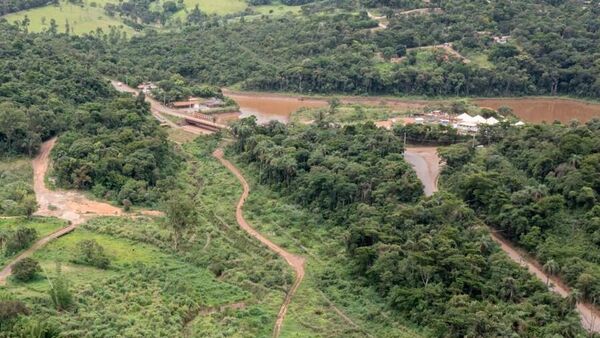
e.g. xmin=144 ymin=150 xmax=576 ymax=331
xmin=213 ymin=149 xmax=306 ymax=338
xmin=404 ymin=147 xmax=440 ymax=197
xmin=405 ymin=146 xmax=600 ymax=333
xmin=0 ymin=139 xmax=122 ymax=284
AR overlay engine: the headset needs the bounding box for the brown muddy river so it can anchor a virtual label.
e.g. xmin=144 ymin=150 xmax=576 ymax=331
xmin=475 ymin=98 xmax=600 ymax=123
xmin=225 ymin=91 xmax=327 ymax=124
xmin=225 ymin=90 xmax=600 ymax=124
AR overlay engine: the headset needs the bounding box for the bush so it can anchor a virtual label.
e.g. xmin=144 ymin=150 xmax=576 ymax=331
xmin=72 ymin=239 xmax=110 ymax=269
xmin=48 ymin=266 xmax=74 ymax=311
xmin=4 ymin=227 xmax=37 ymax=256
xmin=12 ymin=257 xmax=40 ymax=282
xmin=0 ymin=300 xmax=29 ymax=324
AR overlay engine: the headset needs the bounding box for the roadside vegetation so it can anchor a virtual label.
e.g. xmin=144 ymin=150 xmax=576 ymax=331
xmin=228 ymin=117 xmax=587 ymax=336
xmin=0 ymin=218 xmax=65 ymax=268
xmin=0 ymin=159 xmax=36 ymax=217
xmin=443 ymin=120 xmax=600 ymax=306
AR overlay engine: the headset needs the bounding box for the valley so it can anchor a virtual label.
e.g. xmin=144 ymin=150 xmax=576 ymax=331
xmin=2 ymin=0 xmax=600 ymax=337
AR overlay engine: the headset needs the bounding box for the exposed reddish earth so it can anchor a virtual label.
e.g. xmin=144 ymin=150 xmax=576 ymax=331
xmin=213 ymin=148 xmax=306 ymax=338
xmin=0 ymin=139 xmax=122 ymax=284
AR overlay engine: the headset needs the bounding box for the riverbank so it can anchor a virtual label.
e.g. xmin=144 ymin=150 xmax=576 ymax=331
xmin=224 ymin=89 xmax=600 ymax=124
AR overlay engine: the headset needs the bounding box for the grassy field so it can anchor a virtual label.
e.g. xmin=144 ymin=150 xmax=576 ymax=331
xmin=2 ymin=220 xmax=252 ymax=336
xmin=3 ymin=0 xmax=135 ymax=35
xmin=0 ymin=137 xmax=294 ymax=336
xmin=291 ymin=104 xmax=414 ymax=124
xmin=3 ymin=0 xmax=302 ymax=35
xmin=0 ymin=217 xmax=66 ymax=268
xmin=182 ymin=0 xmax=247 ymax=14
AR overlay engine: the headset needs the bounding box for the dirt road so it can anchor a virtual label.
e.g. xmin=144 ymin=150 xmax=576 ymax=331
xmin=406 ymin=146 xmax=600 ymax=333
xmin=110 ymin=81 xmax=220 ymax=134
xmin=0 ymin=139 xmax=122 ymax=284
xmin=213 ymin=149 xmax=306 ymax=338
xmin=404 ymin=147 xmax=440 ymax=196
xmin=367 ymin=12 xmax=388 ymax=31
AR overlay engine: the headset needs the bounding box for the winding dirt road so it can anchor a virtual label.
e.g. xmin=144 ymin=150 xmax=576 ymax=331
xmin=0 ymin=139 xmax=122 ymax=284
xmin=405 ymin=146 xmax=600 ymax=333
xmin=213 ymin=149 xmax=306 ymax=338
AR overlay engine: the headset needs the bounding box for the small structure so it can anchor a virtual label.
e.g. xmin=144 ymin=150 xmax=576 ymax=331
xmin=493 ymin=36 xmax=510 ymax=44
xmin=203 ymin=98 xmax=224 ymax=108
xmin=171 ymin=97 xmax=204 ymax=110
xmin=137 ymin=82 xmax=158 ymax=94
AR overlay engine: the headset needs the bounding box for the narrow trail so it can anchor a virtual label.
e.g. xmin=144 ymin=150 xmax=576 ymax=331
xmin=1 ymin=139 xmax=128 ymax=284
xmin=213 ymin=149 xmax=306 ymax=338
xmin=405 ymin=146 xmax=600 ymax=333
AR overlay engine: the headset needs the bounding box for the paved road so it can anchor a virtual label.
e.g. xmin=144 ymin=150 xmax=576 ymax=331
xmin=213 ymin=149 xmax=306 ymax=338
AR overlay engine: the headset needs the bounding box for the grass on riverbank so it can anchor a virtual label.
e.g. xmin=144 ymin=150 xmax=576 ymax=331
xmin=291 ymin=104 xmax=414 ymax=124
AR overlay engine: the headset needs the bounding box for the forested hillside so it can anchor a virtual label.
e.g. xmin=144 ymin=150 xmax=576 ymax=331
xmin=104 ymin=0 xmax=600 ymax=98
xmin=443 ymin=121 xmax=600 ymax=306
xmin=0 ymin=23 xmax=178 ymax=205
xmin=0 ymin=0 xmax=56 ymax=16
xmin=230 ymin=118 xmax=587 ymax=337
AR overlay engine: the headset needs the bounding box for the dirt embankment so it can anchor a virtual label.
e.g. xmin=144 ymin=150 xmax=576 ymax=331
xmin=0 ymin=139 xmax=124 ymax=283
xmin=213 ymin=149 xmax=306 ymax=338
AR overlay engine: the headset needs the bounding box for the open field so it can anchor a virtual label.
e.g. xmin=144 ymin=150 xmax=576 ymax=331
xmin=2 ymin=220 xmax=251 ymax=336
xmin=3 ymin=0 xmax=135 ymax=35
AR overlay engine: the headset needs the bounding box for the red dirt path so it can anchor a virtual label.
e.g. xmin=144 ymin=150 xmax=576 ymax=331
xmin=213 ymin=149 xmax=306 ymax=338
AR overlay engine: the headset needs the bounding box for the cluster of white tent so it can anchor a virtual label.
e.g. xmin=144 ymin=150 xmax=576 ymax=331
xmin=455 ymin=113 xmax=499 ymax=132
xmin=456 ymin=113 xmax=499 ymax=125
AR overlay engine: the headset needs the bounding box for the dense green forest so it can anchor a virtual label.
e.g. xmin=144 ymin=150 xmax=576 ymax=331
xmin=102 ymin=0 xmax=600 ymax=98
xmin=443 ymin=120 xmax=600 ymax=305
xmin=2 ymin=0 xmax=600 ymax=336
xmin=229 ymin=118 xmax=587 ymax=336
xmin=0 ymin=22 xmax=179 ymax=206
xmin=0 ymin=0 xmax=57 ymax=16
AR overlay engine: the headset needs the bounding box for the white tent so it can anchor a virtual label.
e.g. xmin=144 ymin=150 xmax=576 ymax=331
xmin=515 ymin=121 xmax=526 ymax=126
xmin=472 ymin=115 xmax=487 ymax=124
xmin=457 ymin=113 xmax=473 ymax=122
xmin=486 ymin=117 xmax=499 ymax=125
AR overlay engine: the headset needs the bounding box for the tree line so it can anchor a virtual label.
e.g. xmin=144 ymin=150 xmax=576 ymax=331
xmin=230 ymin=118 xmax=587 ymax=336
xmin=443 ymin=120 xmax=600 ymax=306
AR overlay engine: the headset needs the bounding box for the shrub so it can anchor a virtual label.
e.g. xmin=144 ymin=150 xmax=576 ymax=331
xmin=72 ymin=239 xmax=110 ymax=269
xmin=0 ymin=300 xmax=29 ymax=324
xmin=4 ymin=227 xmax=37 ymax=255
xmin=12 ymin=257 xmax=40 ymax=282
xmin=48 ymin=265 xmax=74 ymax=311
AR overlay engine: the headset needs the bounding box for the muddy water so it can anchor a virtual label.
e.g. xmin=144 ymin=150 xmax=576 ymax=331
xmin=225 ymin=91 xmax=327 ymax=124
xmin=226 ymin=90 xmax=600 ymax=125
xmin=475 ymin=98 xmax=600 ymax=123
